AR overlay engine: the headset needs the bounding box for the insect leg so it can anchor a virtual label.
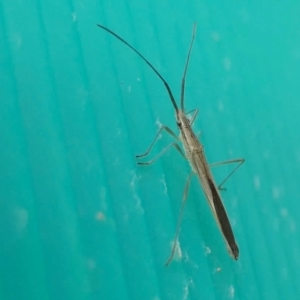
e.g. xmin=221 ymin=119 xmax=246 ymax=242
xmin=137 ymin=142 xmax=186 ymax=166
xmin=165 ymin=171 xmax=194 ymax=266
xmin=210 ymin=158 xmax=245 ymax=190
xmin=185 ymin=108 xmax=199 ymax=126
xmin=136 ymin=126 xmax=180 ymax=159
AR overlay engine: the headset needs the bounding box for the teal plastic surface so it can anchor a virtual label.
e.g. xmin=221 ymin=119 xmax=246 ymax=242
xmin=1 ymin=1 xmax=300 ymax=299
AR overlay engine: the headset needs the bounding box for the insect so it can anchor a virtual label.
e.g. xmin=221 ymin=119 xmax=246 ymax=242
xmin=97 ymin=23 xmax=244 ymax=266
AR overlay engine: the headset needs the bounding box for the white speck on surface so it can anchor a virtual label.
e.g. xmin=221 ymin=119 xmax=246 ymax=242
xmin=230 ymin=217 xmax=237 ymax=226
xmin=13 ymin=207 xmax=28 ymax=235
xmin=86 ymin=258 xmax=96 ymax=270
xmin=228 ymin=285 xmax=235 ymax=298
xmin=72 ymin=12 xmax=77 ymax=21
xmin=116 ymin=128 xmax=122 ymax=136
xmin=100 ymin=186 xmax=106 ymax=200
xmin=223 ymin=57 xmax=231 ymax=71
xmin=263 ymin=150 xmax=270 ymax=160
xmin=204 ymin=246 xmax=211 ymax=256
xmin=137 ymin=77 xmax=141 ymax=81
xmin=253 ymin=176 xmax=261 ymax=190
xmin=122 ymin=205 xmax=129 ymax=222
xmin=130 ymin=171 xmax=138 ymax=188
xmin=160 ymin=174 xmax=168 ymax=195
xmin=289 ymin=219 xmax=296 ymax=232
xmin=238 ymin=8 xmax=250 ymax=23
xmin=295 ymin=150 xmax=300 ymax=162
xmin=281 ymin=267 xmax=288 ymax=279
xmin=227 ymin=148 xmax=234 ymax=156
xmin=229 ymin=196 xmax=238 ymax=209
xmin=13 ymin=34 xmax=22 ymax=48
xmin=273 ymin=218 xmax=279 ymax=231
xmin=99 ymin=186 xmax=107 ymax=212
xmin=217 ymin=100 xmax=224 ymax=112
xmin=182 ymin=279 xmax=193 ymax=300
xmin=128 ymin=86 xmax=131 ymax=92
xmin=95 ymin=211 xmax=106 ymax=221
xmin=153 ymin=296 xmax=160 ymax=300
xmin=280 ymin=208 xmax=288 ymax=218
xmin=130 ymin=171 xmax=144 ymax=214
xmin=182 ymin=251 xmax=189 ymax=262
xmin=212 ymin=31 xmax=220 ymax=41
xmin=155 ymin=118 xmax=162 ymax=128
xmin=272 ymin=186 xmax=282 ymax=199
xmin=291 ymin=49 xmax=300 ymax=60
xmin=169 ymin=240 xmax=182 ymax=261
xmin=134 ymin=194 xmax=144 ymax=214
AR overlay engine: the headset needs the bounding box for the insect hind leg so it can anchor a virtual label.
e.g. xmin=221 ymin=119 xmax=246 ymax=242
xmin=165 ymin=171 xmax=194 ymax=266
xmin=210 ymin=158 xmax=245 ymax=190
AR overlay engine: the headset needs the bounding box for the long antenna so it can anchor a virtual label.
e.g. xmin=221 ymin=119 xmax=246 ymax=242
xmin=97 ymin=24 xmax=179 ymax=112
xmin=180 ymin=23 xmax=197 ymax=112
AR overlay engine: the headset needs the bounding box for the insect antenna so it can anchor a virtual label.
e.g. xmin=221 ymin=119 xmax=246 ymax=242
xmin=180 ymin=23 xmax=197 ymax=112
xmin=97 ymin=24 xmax=178 ymax=112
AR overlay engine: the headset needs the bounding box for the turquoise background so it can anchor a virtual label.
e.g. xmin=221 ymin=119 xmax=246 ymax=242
xmin=1 ymin=1 xmax=300 ymax=299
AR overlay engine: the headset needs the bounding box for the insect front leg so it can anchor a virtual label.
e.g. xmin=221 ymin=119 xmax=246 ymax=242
xmin=186 ymin=109 xmax=201 ymax=137
xmin=136 ymin=126 xmax=186 ymax=165
xmin=185 ymin=108 xmax=199 ymax=126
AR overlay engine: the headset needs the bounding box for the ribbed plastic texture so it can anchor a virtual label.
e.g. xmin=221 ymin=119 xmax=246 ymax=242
xmin=1 ymin=1 xmax=300 ymax=300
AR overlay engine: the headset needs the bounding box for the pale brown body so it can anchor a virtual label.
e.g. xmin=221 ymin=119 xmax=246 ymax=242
xmin=177 ymin=110 xmax=239 ymax=260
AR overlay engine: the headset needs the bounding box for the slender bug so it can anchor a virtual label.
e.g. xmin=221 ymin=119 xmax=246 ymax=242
xmin=97 ymin=23 xmax=245 ymax=266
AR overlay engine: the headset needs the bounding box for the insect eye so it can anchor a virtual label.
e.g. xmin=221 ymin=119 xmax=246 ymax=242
xmin=176 ymin=121 xmax=181 ymax=127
